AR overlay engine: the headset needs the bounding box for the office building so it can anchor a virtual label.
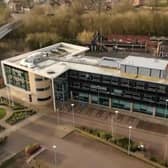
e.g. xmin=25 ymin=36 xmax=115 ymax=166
xmin=1 ymin=42 xmax=168 ymax=118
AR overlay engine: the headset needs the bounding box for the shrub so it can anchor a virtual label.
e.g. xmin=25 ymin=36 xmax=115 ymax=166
xmin=150 ymin=156 xmax=157 ymax=162
xmin=115 ymin=137 xmax=138 ymax=152
xmin=25 ymin=144 xmax=41 ymax=156
xmin=99 ymin=131 xmax=112 ymax=141
xmin=104 ymin=133 xmax=112 ymax=141
xmin=6 ymin=110 xmax=36 ymax=125
xmin=79 ymin=126 xmax=139 ymax=152
xmin=0 ymin=136 xmax=8 ymax=145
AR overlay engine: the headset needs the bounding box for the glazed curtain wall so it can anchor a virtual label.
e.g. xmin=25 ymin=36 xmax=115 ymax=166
xmin=4 ymin=64 xmax=30 ymax=91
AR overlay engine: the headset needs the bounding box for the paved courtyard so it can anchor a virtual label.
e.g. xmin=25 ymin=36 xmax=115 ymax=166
xmin=0 ymin=114 xmax=154 ymax=168
xmin=1 ymin=88 xmax=168 ymax=166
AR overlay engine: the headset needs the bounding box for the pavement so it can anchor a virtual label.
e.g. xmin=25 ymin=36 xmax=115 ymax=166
xmin=53 ymin=111 xmax=167 ymax=159
xmin=29 ymin=131 xmax=154 ymax=168
xmin=0 ymin=113 xmax=154 ymax=168
xmin=1 ymin=87 xmax=168 ymax=163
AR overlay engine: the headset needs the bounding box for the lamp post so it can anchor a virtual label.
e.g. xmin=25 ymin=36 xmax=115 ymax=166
xmin=97 ymin=86 xmax=100 ymax=105
xmin=128 ymin=125 xmax=132 ymax=155
xmin=111 ymin=110 xmax=119 ymax=139
xmin=115 ymin=110 xmax=119 ymax=119
xmin=71 ymin=103 xmax=75 ymax=127
xmin=52 ymin=145 xmax=57 ymax=168
xmin=111 ymin=115 xmax=114 ymax=138
xmin=164 ymin=136 xmax=168 ymax=162
xmin=165 ymin=99 xmax=168 ymax=119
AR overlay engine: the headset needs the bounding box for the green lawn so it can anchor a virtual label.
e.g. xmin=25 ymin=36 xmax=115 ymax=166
xmin=0 ymin=108 xmax=6 ymax=119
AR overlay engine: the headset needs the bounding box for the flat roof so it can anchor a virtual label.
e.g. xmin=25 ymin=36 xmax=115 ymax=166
xmin=2 ymin=42 xmax=168 ymax=85
xmin=121 ymin=56 xmax=168 ymax=70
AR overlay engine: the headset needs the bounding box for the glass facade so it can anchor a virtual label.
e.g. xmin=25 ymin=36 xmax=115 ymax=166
xmin=133 ymin=103 xmax=153 ymax=115
xmin=54 ymin=72 xmax=69 ymax=102
xmin=156 ymin=107 xmax=168 ymax=118
xmin=67 ymin=70 xmax=168 ymax=117
xmin=112 ymin=98 xmax=130 ymax=110
xmin=4 ymin=64 xmax=30 ymax=91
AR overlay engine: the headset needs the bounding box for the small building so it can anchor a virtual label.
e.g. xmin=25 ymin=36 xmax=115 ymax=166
xmin=8 ymin=0 xmax=24 ymax=13
xmin=106 ymin=34 xmax=155 ymax=53
xmin=8 ymin=0 xmax=33 ymax=13
xmin=157 ymin=41 xmax=168 ymax=58
xmin=132 ymin=0 xmax=145 ymax=7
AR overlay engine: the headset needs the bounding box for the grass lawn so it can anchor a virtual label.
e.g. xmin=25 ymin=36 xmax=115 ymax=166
xmin=0 ymin=108 xmax=6 ymax=119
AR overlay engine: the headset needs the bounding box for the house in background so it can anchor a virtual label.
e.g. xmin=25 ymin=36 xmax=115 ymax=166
xmin=157 ymin=41 xmax=168 ymax=58
xmin=132 ymin=0 xmax=145 ymax=7
xmin=8 ymin=0 xmax=33 ymax=13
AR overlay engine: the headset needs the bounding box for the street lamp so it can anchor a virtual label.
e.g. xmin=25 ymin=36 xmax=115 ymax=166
xmin=111 ymin=115 xmax=114 ymax=138
xmin=165 ymin=99 xmax=168 ymax=119
xmin=52 ymin=145 xmax=57 ymax=168
xmin=164 ymin=136 xmax=168 ymax=162
xmin=128 ymin=125 xmax=132 ymax=155
xmin=111 ymin=110 xmax=119 ymax=140
xmin=97 ymin=86 xmax=100 ymax=105
xmin=115 ymin=110 xmax=119 ymax=119
xmin=71 ymin=103 xmax=75 ymax=127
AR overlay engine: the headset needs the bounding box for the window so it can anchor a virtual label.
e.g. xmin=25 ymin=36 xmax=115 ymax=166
xmin=79 ymin=92 xmax=89 ymax=102
xmin=112 ymin=98 xmax=130 ymax=110
xmin=136 ymin=81 xmax=144 ymax=89
xmin=111 ymin=77 xmax=119 ymax=85
xmin=156 ymin=106 xmax=168 ymax=118
xmin=133 ymin=102 xmax=153 ymax=115
xmin=81 ymin=83 xmax=90 ymax=90
xmin=72 ymin=91 xmax=79 ymax=100
xmin=35 ymin=78 xmax=43 ymax=81
xmin=147 ymin=83 xmax=157 ymax=91
xmin=37 ymin=96 xmax=51 ymax=101
xmin=36 ymin=86 xmax=50 ymax=91
xmin=102 ymin=76 xmax=111 ymax=84
xmin=157 ymin=85 xmax=166 ymax=93
xmin=4 ymin=64 xmax=30 ymax=91
xmin=69 ymin=71 xmax=78 ymax=78
xmin=121 ymin=79 xmax=129 ymax=87
xmin=112 ymin=89 xmax=123 ymax=96
xmin=79 ymin=72 xmax=88 ymax=80
xmin=91 ymin=95 xmax=99 ymax=104
xmin=91 ymin=74 xmax=101 ymax=82
xmin=71 ymin=82 xmax=80 ymax=88
xmin=99 ymin=96 xmax=109 ymax=106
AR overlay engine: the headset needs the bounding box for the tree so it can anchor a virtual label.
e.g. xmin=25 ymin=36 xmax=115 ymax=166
xmin=0 ymin=2 xmax=10 ymax=25
xmin=25 ymin=32 xmax=61 ymax=49
xmin=77 ymin=30 xmax=94 ymax=44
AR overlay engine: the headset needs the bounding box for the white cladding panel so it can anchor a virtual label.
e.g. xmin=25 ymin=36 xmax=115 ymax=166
xmin=126 ymin=65 xmax=138 ymax=75
xmin=161 ymin=70 xmax=165 ymax=78
xmin=120 ymin=65 xmax=126 ymax=72
xmin=139 ymin=67 xmax=150 ymax=76
xmin=151 ymin=69 xmax=160 ymax=78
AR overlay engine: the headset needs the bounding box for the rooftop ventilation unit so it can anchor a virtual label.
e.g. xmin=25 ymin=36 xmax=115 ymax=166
xmin=20 ymin=52 xmax=49 ymax=68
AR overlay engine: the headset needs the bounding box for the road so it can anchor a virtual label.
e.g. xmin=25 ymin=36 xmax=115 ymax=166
xmin=0 ymin=21 xmax=19 ymax=40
